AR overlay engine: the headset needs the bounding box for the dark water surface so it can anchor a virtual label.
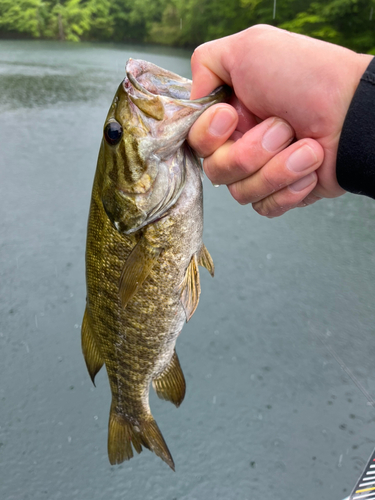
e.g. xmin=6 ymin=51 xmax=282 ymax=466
xmin=1 ymin=40 xmax=375 ymax=500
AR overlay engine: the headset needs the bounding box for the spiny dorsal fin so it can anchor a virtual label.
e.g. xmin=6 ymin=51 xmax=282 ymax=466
xmin=108 ymin=406 xmax=175 ymax=470
xmin=81 ymin=307 xmax=104 ymax=386
xmin=198 ymin=244 xmax=214 ymax=277
xmin=180 ymin=254 xmax=201 ymax=322
xmin=152 ymin=351 xmax=186 ymax=407
xmin=119 ymin=237 xmax=162 ymax=309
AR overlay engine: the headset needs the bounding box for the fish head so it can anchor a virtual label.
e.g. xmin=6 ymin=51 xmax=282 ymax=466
xmin=100 ymin=59 xmax=231 ymax=234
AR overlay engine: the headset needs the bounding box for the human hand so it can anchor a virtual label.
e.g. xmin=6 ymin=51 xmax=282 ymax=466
xmin=188 ymin=25 xmax=373 ymax=217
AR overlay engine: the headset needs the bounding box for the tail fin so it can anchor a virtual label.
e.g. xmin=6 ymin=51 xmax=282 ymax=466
xmin=108 ymin=407 xmax=175 ymax=470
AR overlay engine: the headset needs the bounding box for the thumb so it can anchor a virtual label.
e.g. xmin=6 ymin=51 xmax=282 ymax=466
xmin=190 ymin=38 xmax=234 ymax=99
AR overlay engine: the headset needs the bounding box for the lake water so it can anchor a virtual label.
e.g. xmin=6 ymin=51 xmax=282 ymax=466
xmin=1 ymin=39 xmax=375 ymax=500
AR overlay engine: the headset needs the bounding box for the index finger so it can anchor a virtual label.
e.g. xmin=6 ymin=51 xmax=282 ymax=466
xmin=190 ymin=37 xmax=234 ymax=99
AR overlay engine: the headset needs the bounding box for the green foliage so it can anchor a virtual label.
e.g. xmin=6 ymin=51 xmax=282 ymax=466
xmin=48 ymin=0 xmax=91 ymax=41
xmin=280 ymin=12 xmax=339 ymax=42
xmin=87 ymin=0 xmax=113 ymax=40
xmin=0 ymin=0 xmax=49 ymax=37
xmin=281 ymin=0 xmax=375 ymax=51
xmin=0 ymin=0 xmax=374 ymax=52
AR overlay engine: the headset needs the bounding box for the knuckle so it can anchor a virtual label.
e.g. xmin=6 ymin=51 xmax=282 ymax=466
xmin=204 ymin=141 xmax=236 ymax=183
xmin=193 ymin=140 xmax=208 ymax=159
xmin=260 ymin=167 xmax=278 ymax=194
xmin=228 ymin=183 xmax=249 ymax=205
xmin=202 ymin=157 xmax=216 ymax=182
xmin=248 ymin=24 xmax=270 ymax=37
xmin=265 ymin=195 xmax=283 ymax=215
xmin=192 ymin=41 xmax=211 ymax=65
xmin=254 ymin=194 xmax=288 ymax=218
xmin=231 ymin=146 xmax=252 ymax=178
xmin=188 ymin=130 xmax=204 ymax=155
xmin=253 ymin=202 xmax=269 ymax=217
xmin=191 ymin=45 xmax=204 ymax=63
xmin=203 ymin=154 xmax=228 ymax=184
xmin=303 ymin=194 xmax=321 ymax=206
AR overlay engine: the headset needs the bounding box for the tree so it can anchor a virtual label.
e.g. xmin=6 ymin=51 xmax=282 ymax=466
xmin=0 ymin=0 xmax=50 ymax=38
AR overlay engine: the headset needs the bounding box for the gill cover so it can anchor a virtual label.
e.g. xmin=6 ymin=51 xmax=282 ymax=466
xmin=101 ymin=59 xmax=231 ymax=234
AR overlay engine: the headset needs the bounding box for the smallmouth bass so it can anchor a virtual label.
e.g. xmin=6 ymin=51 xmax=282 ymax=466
xmin=82 ymin=59 xmax=230 ymax=470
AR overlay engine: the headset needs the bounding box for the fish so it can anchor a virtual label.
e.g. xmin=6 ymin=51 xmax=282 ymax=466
xmin=82 ymin=58 xmax=230 ymax=470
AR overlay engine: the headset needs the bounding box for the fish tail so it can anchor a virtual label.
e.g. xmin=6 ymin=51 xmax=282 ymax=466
xmin=108 ymin=407 xmax=175 ymax=470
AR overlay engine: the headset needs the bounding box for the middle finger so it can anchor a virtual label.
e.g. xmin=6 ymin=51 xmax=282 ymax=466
xmin=228 ymin=139 xmax=324 ymax=205
xmin=203 ymin=116 xmax=294 ymax=185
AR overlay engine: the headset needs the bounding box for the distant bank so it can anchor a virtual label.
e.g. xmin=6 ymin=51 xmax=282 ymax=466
xmin=0 ymin=0 xmax=374 ymax=53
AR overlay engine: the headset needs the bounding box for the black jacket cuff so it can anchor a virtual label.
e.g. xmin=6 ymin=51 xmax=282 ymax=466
xmin=336 ymin=56 xmax=375 ymax=198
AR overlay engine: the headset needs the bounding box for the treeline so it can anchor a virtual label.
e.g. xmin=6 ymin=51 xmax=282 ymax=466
xmin=0 ymin=0 xmax=375 ymax=52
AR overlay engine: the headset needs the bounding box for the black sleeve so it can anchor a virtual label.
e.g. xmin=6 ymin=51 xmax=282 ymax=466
xmin=336 ymin=56 xmax=375 ymax=199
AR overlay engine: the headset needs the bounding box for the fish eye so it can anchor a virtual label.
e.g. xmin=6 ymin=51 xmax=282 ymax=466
xmin=104 ymin=121 xmax=123 ymax=146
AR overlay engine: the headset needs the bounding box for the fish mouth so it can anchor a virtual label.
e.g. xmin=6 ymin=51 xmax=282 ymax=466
xmin=125 ymin=59 xmax=193 ymax=100
xmin=124 ymin=58 xmax=232 ymax=106
xmin=122 ymin=58 xmax=231 ymax=161
xmin=111 ymin=59 xmax=232 ymax=234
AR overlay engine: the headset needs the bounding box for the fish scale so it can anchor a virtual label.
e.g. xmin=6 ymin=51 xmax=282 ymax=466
xmin=82 ymin=59 xmax=230 ymax=469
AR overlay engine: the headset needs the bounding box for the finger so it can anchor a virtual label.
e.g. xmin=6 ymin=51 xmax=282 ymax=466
xmin=228 ymin=139 xmax=324 ymax=205
xmin=252 ymin=172 xmax=318 ymax=218
xmin=230 ymin=95 xmax=259 ymax=133
xmin=296 ymin=193 xmax=322 ymax=208
xmin=203 ymin=117 xmax=295 ymax=185
xmin=190 ymin=38 xmax=234 ymax=99
xmin=188 ymin=104 xmax=238 ymax=158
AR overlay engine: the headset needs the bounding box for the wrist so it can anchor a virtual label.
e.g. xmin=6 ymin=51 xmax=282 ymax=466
xmin=336 ymin=55 xmax=375 ymax=198
xmin=345 ymin=53 xmax=374 ymax=114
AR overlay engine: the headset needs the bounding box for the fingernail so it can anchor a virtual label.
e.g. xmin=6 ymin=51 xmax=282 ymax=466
xmin=289 ymin=173 xmax=316 ymax=193
xmin=286 ymin=145 xmax=318 ymax=172
xmin=209 ymin=108 xmax=236 ymax=137
xmin=262 ymin=120 xmax=294 ymax=152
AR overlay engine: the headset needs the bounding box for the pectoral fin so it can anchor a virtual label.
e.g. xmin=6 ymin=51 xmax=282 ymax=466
xmin=119 ymin=236 xmax=162 ymax=309
xmin=180 ymin=254 xmax=201 ymax=322
xmin=152 ymin=351 xmax=186 ymax=407
xmin=81 ymin=307 xmax=104 ymax=385
xmin=198 ymin=244 xmax=214 ymax=277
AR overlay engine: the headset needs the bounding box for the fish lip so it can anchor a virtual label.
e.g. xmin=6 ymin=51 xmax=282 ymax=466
xmin=124 ymin=58 xmax=192 ymax=101
xmin=124 ymin=71 xmax=154 ymax=98
xmin=124 ymin=58 xmax=232 ymax=104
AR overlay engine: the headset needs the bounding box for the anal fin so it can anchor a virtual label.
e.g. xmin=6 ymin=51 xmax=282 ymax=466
xmin=108 ymin=405 xmax=175 ymax=470
xmin=152 ymin=351 xmax=186 ymax=407
xmin=119 ymin=236 xmax=162 ymax=309
xmin=81 ymin=307 xmax=103 ymax=385
xmin=198 ymin=244 xmax=215 ymax=277
xmin=180 ymin=253 xmax=201 ymax=322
